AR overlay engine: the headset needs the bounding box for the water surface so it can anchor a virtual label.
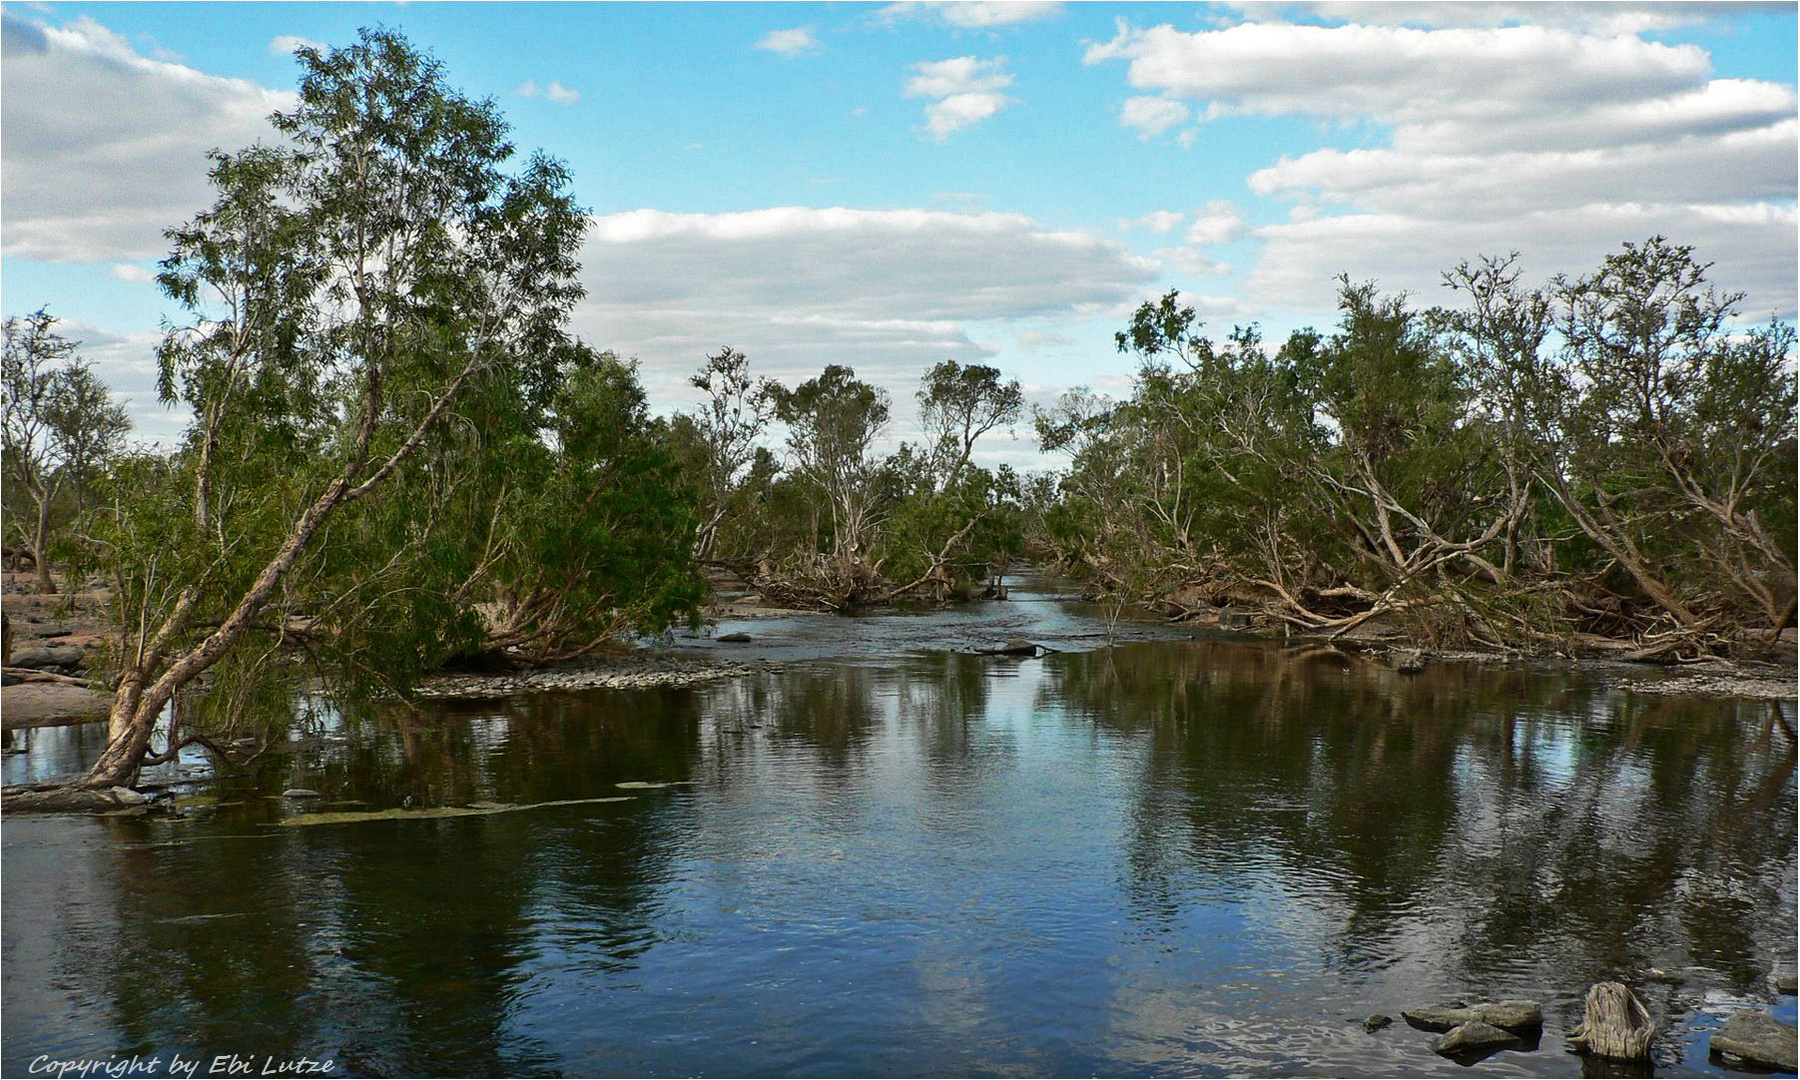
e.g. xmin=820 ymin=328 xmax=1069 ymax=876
xmin=4 ymin=586 xmax=1794 ymax=1077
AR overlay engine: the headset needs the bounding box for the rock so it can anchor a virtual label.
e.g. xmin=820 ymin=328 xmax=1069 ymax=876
xmin=1643 ymin=967 xmax=1687 ymax=985
xmin=108 ymin=786 xmax=149 ymax=806
xmin=1403 ymin=1000 xmax=1542 ymax=1033
xmin=716 ymin=632 xmax=752 ymax=643
xmin=1775 ymin=973 xmax=1798 ymax=995
xmin=7 ymin=644 xmax=84 ymax=670
xmin=1566 ymin=982 xmax=1655 ymax=1062
xmin=1711 ymin=1010 xmax=1798 ymax=1072
xmin=1363 ymin=1013 xmax=1392 ymax=1033
xmin=1435 ymin=1020 xmax=1520 ymax=1057
xmin=1392 ymin=648 xmax=1426 ymax=673
xmin=281 ymin=788 xmax=322 ymax=799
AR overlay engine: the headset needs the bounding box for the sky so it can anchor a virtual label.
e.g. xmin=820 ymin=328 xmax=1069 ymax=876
xmin=3 ymin=0 xmax=1796 ymax=468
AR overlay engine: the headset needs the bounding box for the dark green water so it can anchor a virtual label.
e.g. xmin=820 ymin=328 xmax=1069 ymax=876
xmin=3 ymin=593 xmax=1795 ymax=1077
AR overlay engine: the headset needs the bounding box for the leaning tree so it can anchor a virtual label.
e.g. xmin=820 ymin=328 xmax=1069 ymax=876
xmin=60 ymin=29 xmax=586 ymax=794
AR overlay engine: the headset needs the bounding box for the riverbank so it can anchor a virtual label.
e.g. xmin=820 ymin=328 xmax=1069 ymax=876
xmin=5 ymin=572 xmax=1794 ymax=738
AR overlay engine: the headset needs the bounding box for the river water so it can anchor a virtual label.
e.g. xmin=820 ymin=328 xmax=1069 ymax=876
xmin=3 ymin=578 xmax=1795 ymax=1077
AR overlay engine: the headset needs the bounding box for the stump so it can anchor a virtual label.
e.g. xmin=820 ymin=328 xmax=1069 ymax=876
xmin=1565 ymin=982 xmax=1655 ymax=1061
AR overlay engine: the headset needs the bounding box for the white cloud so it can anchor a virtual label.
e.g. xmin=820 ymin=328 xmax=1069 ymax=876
xmin=1119 ymin=209 xmax=1186 ymax=234
xmin=1184 ymin=199 xmax=1245 ymax=245
xmin=1087 ymin=17 xmax=1797 ymax=319
xmin=904 ymin=56 xmax=1017 ymax=139
xmin=880 ymin=2 xmax=1064 ymax=29
xmin=108 ymin=263 xmax=156 ymax=284
xmin=1222 ymin=2 xmax=1778 ymax=34
xmin=267 ymin=33 xmax=324 ymax=57
xmin=1250 ymin=202 xmax=1799 ymax=319
xmin=516 ymin=78 xmax=580 ymax=104
xmin=576 ymin=206 xmax=1158 ymax=409
xmin=1153 ymin=246 xmax=1233 ymax=279
xmin=1 ymin=11 xmax=291 ymax=262
xmin=755 ymin=26 xmax=822 ymax=57
xmin=1119 ymin=95 xmax=1188 ymax=138
xmin=1016 ymin=329 xmax=1073 ymax=349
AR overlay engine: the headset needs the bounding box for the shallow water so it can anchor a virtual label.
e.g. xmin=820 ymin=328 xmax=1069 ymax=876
xmin=3 ymin=581 xmax=1795 ymax=1077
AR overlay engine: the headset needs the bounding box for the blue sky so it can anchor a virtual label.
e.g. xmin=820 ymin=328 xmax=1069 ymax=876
xmin=3 ymin=1 xmax=1796 ymax=464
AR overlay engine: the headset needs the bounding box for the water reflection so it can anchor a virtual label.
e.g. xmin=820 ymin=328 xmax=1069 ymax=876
xmin=3 ymin=640 xmax=1793 ymax=1077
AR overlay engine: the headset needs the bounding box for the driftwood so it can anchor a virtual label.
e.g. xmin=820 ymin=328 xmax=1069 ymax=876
xmin=1565 ymin=982 xmax=1655 ymax=1061
xmin=2 ymin=667 xmax=91 ymax=687
xmin=3 ymin=783 xmax=153 ymax=813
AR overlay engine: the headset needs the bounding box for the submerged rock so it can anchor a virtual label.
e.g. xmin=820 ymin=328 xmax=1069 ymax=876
xmin=1435 ymin=1020 xmax=1520 ymax=1057
xmin=1711 ymin=1010 xmax=1798 ymax=1072
xmin=716 ymin=632 xmax=752 ymax=643
xmin=1403 ymin=1000 xmax=1542 ymax=1033
xmin=1363 ymin=1013 xmax=1392 ymax=1033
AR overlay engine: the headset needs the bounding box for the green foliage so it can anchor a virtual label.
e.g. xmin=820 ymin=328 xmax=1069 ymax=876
xmin=2 ymin=309 xmax=132 ymax=588
xmin=1035 ymin=242 xmax=1796 ymax=654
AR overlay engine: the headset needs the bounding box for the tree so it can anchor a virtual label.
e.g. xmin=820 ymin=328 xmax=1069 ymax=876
xmin=916 ymin=360 xmax=1022 ymax=485
xmin=1551 ymin=237 xmax=1795 ymax=636
xmin=71 ymin=29 xmax=585 ymax=792
xmin=683 ymin=346 xmax=775 ymax=560
xmin=2 ymin=310 xmax=131 ymax=593
xmin=770 ymin=365 xmax=890 ymax=564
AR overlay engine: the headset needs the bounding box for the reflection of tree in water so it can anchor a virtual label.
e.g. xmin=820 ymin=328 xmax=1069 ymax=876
xmin=60 ymin=688 xmax=717 ymax=1077
xmin=1040 ymin=641 xmax=1796 ymax=998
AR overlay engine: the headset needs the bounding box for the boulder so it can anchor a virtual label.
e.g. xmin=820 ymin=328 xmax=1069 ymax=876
xmin=1775 ymin=973 xmax=1798 ymax=995
xmin=1435 ymin=1020 xmax=1520 ymax=1057
xmin=1710 ymin=1010 xmax=1798 ymax=1073
xmin=1403 ymin=1000 xmax=1542 ymax=1033
xmin=1363 ymin=1013 xmax=1392 ymax=1033
xmin=7 ymin=644 xmax=84 ymax=670
xmin=716 ymin=632 xmax=752 ymax=643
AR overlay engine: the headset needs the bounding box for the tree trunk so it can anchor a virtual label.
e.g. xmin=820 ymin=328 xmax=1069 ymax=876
xmin=1565 ymin=982 xmax=1655 ymax=1061
xmin=32 ymin=489 xmax=56 ymax=595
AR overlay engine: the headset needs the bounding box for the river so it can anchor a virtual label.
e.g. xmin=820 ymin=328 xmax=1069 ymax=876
xmin=3 ymin=576 xmax=1794 ymax=1077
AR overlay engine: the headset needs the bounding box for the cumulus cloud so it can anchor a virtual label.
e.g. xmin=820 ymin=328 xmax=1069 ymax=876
xmin=1119 ymin=95 xmax=1188 ymax=138
xmin=2 ymin=11 xmax=291 ymax=262
xmin=1251 ymin=202 xmax=1799 ymax=320
xmin=880 ymin=2 xmax=1064 ymax=29
xmin=755 ymin=26 xmax=822 ymax=57
xmin=268 ymin=33 xmax=324 ymax=56
xmin=1087 ymin=17 xmax=1797 ymax=316
xmin=904 ymin=55 xmax=1017 ymax=139
xmin=1184 ymin=199 xmax=1245 ymax=245
xmin=575 ymin=206 xmax=1158 ymax=408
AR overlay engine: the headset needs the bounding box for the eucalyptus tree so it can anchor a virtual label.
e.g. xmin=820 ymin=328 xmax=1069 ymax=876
xmin=770 ymin=364 xmax=890 ymax=564
xmin=1549 ymin=237 xmax=1795 ymax=637
xmin=916 ymin=360 xmax=1022 ymax=485
xmin=74 ymin=29 xmax=586 ymax=791
xmin=2 ymin=310 xmax=131 ymax=593
xmin=683 ymin=346 xmax=776 ymax=561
